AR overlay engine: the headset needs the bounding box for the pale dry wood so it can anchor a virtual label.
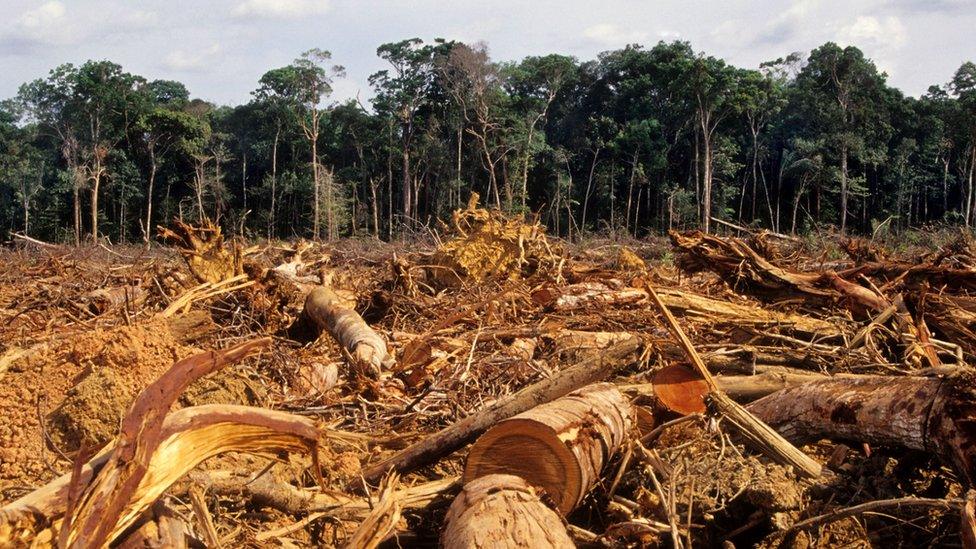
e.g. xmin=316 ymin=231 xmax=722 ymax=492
xmin=305 ymin=286 xmax=392 ymax=377
xmin=0 ymin=405 xmax=320 ymax=547
xmin=441 ymin=474 xmax=574 ymax=549
xmin=464 ymin=383 xmax=632 ymax=515
xmin=342 ymin=473 xmax=402 ymax=549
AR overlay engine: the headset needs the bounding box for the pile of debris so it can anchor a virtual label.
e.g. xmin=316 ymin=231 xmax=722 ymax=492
xmin=2 ymin=209 xmax=976 ymax=547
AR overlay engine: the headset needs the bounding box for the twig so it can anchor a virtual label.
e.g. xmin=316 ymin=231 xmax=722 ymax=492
xmin=773 ymin=497 xmax=960 ymax=541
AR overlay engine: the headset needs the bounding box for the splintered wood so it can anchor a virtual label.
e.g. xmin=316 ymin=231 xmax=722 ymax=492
xmin=7 ymin=215 xmax=976 ymax=547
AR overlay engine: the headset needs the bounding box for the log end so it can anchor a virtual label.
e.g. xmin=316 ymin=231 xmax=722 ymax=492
xmin=463 ymin=418 xmax=582 ymax=515
xmin=441 ymin=474 xmax=573 ymax=549
xmin=653 ymin=364 xmax=708 ymax=415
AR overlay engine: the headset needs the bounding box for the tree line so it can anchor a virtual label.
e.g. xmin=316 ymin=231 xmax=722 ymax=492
xmin=1 ymin=38 xmax=975 ymax=244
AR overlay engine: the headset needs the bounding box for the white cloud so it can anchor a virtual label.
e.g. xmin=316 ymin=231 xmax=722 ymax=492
xmin=232 ymin=0 xmax=330 ymax=19
xmin=1 ymin=1 xmax=77 ymax=48
xmin=839 ymin=15 xmax=907 ymax=49
xmin=163 ymin=44 xmax=222 ymax=72
xmin=583 ymin=23 xmax=648 ymax=47
xmin=18 ymin=1 xmax=66 ymax=29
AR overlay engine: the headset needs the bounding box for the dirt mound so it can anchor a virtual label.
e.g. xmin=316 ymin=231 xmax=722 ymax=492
xmin=0 ymin=322 xmax=196 ymax=495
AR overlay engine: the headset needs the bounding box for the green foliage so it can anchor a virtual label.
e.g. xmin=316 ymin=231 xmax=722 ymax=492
xmin=0 ymin=40 xmax=974 ymax=242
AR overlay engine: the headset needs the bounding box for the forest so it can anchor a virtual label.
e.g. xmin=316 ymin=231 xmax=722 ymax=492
xmin=0 ymin=38 xmax=975 ymax=243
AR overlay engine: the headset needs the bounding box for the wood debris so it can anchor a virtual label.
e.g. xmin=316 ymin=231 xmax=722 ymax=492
xmin=4 ymin=211 xmax=976 ymax=546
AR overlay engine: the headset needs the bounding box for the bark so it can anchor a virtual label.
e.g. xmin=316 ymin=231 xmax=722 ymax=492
xmin=269 ymin=123 xmax=280 ymax=239
xmin=464 ymin=383 xmax=631 ymax=515
xmin=359 ymin=337 xmax=643 ymax=485
xmin=747 ymin=372 xmax=976 ymax=485
xmin=580 ymin=146 xmax=601 ymax=231
xmin=304 ymin=286 xmax=391 ymax=377
xmin=402 ymin=121 xmax=413 ymax=228
xmin=441 ymin=474 xmax=573 ymax=549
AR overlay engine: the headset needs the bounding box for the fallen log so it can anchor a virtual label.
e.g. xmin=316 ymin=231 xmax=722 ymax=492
xmin=534 ymin=282 xmax=842 ymax=339
xmin=359 ymin=337 xmax=644 ymax=485
xmin=441 ymin=474 xmax=574 ymax=549
xmin=304 ymin=286 xmax=392 ymax=377
xmin=463 ymin=383 xmax=632 ymax=515
xmin=670 ymin=230 xmax=889 ymax=315
xmin=746 ymin=371 xmax=976 ymax=485
xmin=648 ymin=287 xmax=823 ymax=479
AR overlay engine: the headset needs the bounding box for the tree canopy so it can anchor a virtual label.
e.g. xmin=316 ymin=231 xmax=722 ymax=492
xmin=1 ymin=38 xmax=974 ymax=242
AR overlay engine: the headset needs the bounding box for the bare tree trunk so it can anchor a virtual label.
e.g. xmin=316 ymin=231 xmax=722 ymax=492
xmin=840 ymin=143 xmax=849 ymax=233
xmin=370 ymin=178 xmax=380 ymax=238
xmin=701 ymin=122 xmax=713 ymax=234
xmin=311 ymin=126 xmax=321 ymax=240
xmin=580 ymin=147 xmax=600 ymax=232
xmin=268 ymin=124 xmax=280 ymax=240
xmin=144 ymin=151 xmax=157 ymax=243
xmin=402 ymin=123 xmax=412 ymax=231
xmin=90 ymin=164 xmax=102 ymax=242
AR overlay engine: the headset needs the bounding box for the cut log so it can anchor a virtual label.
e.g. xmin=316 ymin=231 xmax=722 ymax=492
xmin=652 ymin=364 xmax=708 ymax=414
xmin=359 ymin=337 xmax=643 ymax=485
xmin=532 ymin=282 xmax=648 ymax=311
xmin=441 ymin=474 xmax=573 ymax=549
xmin=304 ymin=286 xmax=392 ymax=377
xmin=463 ymin=383 xmax=632 ymax=515
xmin=746 ymin=372 xmax=976 ymax=485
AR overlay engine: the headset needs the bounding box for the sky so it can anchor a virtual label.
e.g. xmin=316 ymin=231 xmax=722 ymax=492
xmin=0 ymin=0 xmax=973 ymax=106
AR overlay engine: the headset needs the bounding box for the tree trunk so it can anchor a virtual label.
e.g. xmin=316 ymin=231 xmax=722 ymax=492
xmin=90 ymin=158 xmax=102 ymax=242
xmin=580 ymin=147 xmax=600 ymax=232
xmin=747 ymin=372 xmax=976 ymax=485
xmin=370 ymin=178 xmax=380 ymax=239
xmin=359 ymin=337 xmax=642 ymax=484
xmin=701 ymin=116 xmax=713 ymax=233
xmin=269 ymin=124 xmax=280 ymax=240
xmin=304 ymin=286 xmax=390 ymax=378
xmin=840 ymin=143 xmax=849 ymax=233
xmin=144 ymin=151 xmax=157 ymax=243
xmin=311 ymin=120 xmax=321 ymax=240
xmin=464 ymin=383 xmax=631 ymax=515
xmin=402 ymin=122 xmax=412 ymax=230
xmin=441 ymin=474 xmax=573 ymax=549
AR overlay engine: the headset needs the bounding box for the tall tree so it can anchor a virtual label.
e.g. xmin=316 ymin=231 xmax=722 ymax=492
xmin=257 ymin=49 xmax=344 ymax=239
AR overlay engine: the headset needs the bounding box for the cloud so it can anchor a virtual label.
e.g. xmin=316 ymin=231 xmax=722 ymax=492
xmin=582 ymin=23 xmax=648 ymax=47
xmin=18 ymin=1 xmax=66 ymax=30
xmin=232 ymin=0 xmax=330 ymax=19
xmin=0 ymin=1 xmax=77 ymax=51
xmin=839 ymin=15 xmax=907 ymax=49
xmin=751 ymin=0 xmax=818 ymax=46
xmin=163 ymin=44 xmax=222 ymax=72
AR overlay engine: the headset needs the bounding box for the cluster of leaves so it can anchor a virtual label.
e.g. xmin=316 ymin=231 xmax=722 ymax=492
xmin=0 ymin=39 xmax=975 ymax=243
